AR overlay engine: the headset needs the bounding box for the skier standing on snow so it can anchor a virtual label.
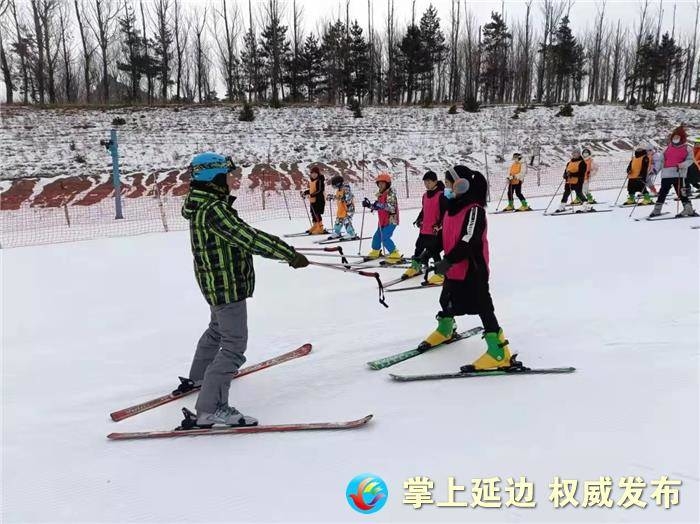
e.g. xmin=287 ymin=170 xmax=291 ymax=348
xmin=328 ymin=174 xmax=357 ymax=239
xmin=650 ymin=126 xmax=697 ymax=218
xmin=624 ymin=144 xmax=653 ymax=205
xmin=556 ymin=149 xmax=591 ymax=212
xmin=685 ymin=136 xmax=700 ymax=196
xmin=420 ymin=165 xmax=514 ymax=372
xmin=403 ymin=170 xmax=447 ymax=284
xmin=581 ymin=147 xmax=599 ymax=204
xmin=362 ymin=172 xmax=403 ymax=263
xmin=503 ymin=152 xmax=531 ymax=211
xmin=301 ymin=166 xmax=326 ymax=234
xmin=178 ymin=152 xmax=309 ymax=427
xmin=645 ymin=144 xmax=660 ymax=196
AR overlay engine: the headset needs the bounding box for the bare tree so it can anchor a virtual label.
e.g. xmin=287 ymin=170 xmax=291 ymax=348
xmin=58 ymin=0 xmax=75 ymax=101
xmin=289 ymin=0 xmax=303 ymax=102
xmin=10 ymin=0 xmax=29 ymax=102
xmin=588 ymin=0 xmax=606 ymax=103
xmin=138 ymin=0 xmax=153 ymax=102
xmin=74 ymin=0 xmax=94 ymax=102
xmin=192 ymin=6 xmax=208 ymax=102
xmin=0 ymin=0 xmax=15 ymax=103
xmin=536 ymin=0 xmax=564 ymax=103
xmin=30 ymin=0 xmax=46 ymax=103
xmin=211 ymin=0 xmax=239 ymax=102
xmin=521 ymin=0 xmax=532 ymax=104
xmin=88 ymin=0 xmax=118 ymax=103
xmin=172 ymin=0 xmax=187 ymax=100
xmin=367 ymin=0 xmax=374 ymax=103
xmin=385 ymin=0 xmax=395 ymax=104
xmin=39 ymin=0 xmax=59 ymax=103
xmin=686 ymin=0 xmax=699 ymax=103
xmin=609 ymin=20 xmax=625 ymax=102
xmin=628 ymin=0 xmax=650 ymax=103
xmin=448 ymin=0 xmax=461 ymax=102
xmin=463 ymin=5 xmax=480 ymax=102
xmin=151 ymin=0 xmax=173 ymax=100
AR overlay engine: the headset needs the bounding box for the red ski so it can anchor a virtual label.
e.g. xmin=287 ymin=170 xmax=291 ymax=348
xmin=107 ymin=414 xmax=373 ymax=440
xmin=109 ymin=344 xmax=312 ymax=422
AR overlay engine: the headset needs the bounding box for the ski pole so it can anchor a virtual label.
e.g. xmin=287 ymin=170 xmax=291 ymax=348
xmin=308 ymin=261 xmax=388 ymax=308
xmin=300 ymin=193 xmax=312 ymax=226
xmin=278 ymin=169 xmax=292 ymax=221
xmin=543 ymin=178 xmax=565 ymax=215
xmin=611 ymin=175 xmax=628 ymax=207
xmin=495 ymin=180 xmax=509 ymax=211
xmin=628 ymin=195 xmax=640 ymax=218
xmin=295 ymin=246 xmax=353 ymax=266
xmin=358 ymin=205 xmax=367 ymax=255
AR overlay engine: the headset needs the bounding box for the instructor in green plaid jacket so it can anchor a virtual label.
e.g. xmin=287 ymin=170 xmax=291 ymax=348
xmin=177 ymin=151 xmax=309 ymax=427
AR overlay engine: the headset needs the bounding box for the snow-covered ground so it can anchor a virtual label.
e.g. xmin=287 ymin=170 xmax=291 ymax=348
xmin=2 ymin=189 xmax=698 ymax=523
xmin=1 ymin=104 xmax=698 ymax=181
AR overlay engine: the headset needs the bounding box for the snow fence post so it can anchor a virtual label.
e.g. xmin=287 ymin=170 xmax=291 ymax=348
xmin=154 ymin=177 xmax=169 ymax=232
xmin=102 ymin=129 xmax=124 ymax=220
xmin=404 ymin=164 xmax=409 ymax=199
xmin=484 ymin=151 xmax=491 ymax=202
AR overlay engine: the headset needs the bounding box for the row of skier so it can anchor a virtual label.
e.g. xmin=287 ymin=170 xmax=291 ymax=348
xmin=551 ymin=126 xmax=699 ymax=216
xmin=300 ymin=125 xmax=699 ymax=261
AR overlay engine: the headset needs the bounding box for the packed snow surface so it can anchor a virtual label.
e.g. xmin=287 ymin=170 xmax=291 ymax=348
xmin=2 ymin=189 xmax=699 ymax=522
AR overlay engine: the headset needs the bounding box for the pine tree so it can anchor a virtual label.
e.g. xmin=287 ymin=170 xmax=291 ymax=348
xmin=399 ymin=24 xmax=423 ymax=104
xmin=259 ymin=1 xmax=290 ymax=104
xmin=11 ymin=33 xmax=39 ymax=103
xmin=658 ymin=32 xmax=683 ymax=104
xmin=300 ymin=33 xmax=322 ymax=101
xmin=480 ymin=12 xmax=512 ymax=104
xmin=419 ymin=4 xmax=446 ymax=102
xmin=241 ymin=29 xmax=267 ymax=101
xmin=551 ymin=15 xmax=580 ymax=102
xmin=348 ymin=21 xmax=370 ymax=102
xmin=319 ymin=20 xmax=349 ymax=104
xmin=117 ymin=3 xmax=147 ymax=102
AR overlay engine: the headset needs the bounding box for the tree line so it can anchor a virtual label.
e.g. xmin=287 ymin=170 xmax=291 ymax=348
xmin=0 ymin=0 xmax=698 ymax=107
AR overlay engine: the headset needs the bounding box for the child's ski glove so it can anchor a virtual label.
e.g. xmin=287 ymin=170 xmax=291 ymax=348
xmin=433 ymin=259 xmax=452 ymax=276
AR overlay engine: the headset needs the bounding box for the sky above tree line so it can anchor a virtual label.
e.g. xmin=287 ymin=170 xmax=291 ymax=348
xmin=0 ymin=0 xmax=697 ymax=103
xmin=265 ymin=0 xmax=697 ymax=40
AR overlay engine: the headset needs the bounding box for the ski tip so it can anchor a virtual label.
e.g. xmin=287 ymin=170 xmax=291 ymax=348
xmin=299 ymin=343 xmax=313 ymax=354
xmin=366 ymin=362 xmax=381 ymax=370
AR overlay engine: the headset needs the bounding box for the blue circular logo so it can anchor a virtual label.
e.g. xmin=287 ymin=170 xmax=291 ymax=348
xmin=346 ymin=473 xmax=388 ymax=514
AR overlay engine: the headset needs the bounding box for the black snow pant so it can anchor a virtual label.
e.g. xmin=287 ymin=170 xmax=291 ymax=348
xmin=438 ymin=267 xmax=499 ymax=333
xmin=412 ymin=233 xmax=442 ymax=264
xmin=507 ymin=182 xmax=526 ymax=202
xmin=561 ymin=178 xmax=586 ymax=204
xmin=657 ymin=177 xmax=689 ymax=204
xmin=685 ymin=164 xmax=700 ymax=193
xmin=627 ymin=178 xmax=649 ymax=196
xmin=310 ymin=198 xmax=325 ymax=222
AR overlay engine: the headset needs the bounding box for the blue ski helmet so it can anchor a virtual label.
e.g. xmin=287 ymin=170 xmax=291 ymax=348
xmin=190 ymin=152 xmax=236 ymax=182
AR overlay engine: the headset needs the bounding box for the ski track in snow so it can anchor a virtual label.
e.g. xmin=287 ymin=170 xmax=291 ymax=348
xmin=2 ymin=188 xmax=699 ymax=523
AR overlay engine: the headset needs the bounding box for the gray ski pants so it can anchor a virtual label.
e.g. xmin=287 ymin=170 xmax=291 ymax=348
xmin=190 ymin=300 xmax=248 ymax=414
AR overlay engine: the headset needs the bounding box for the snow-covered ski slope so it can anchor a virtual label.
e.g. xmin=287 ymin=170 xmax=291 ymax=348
xmin=1 ymin=104 xmax=698 ymax=180
xmin=2 ymin=189 xmax=698 ymax=522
